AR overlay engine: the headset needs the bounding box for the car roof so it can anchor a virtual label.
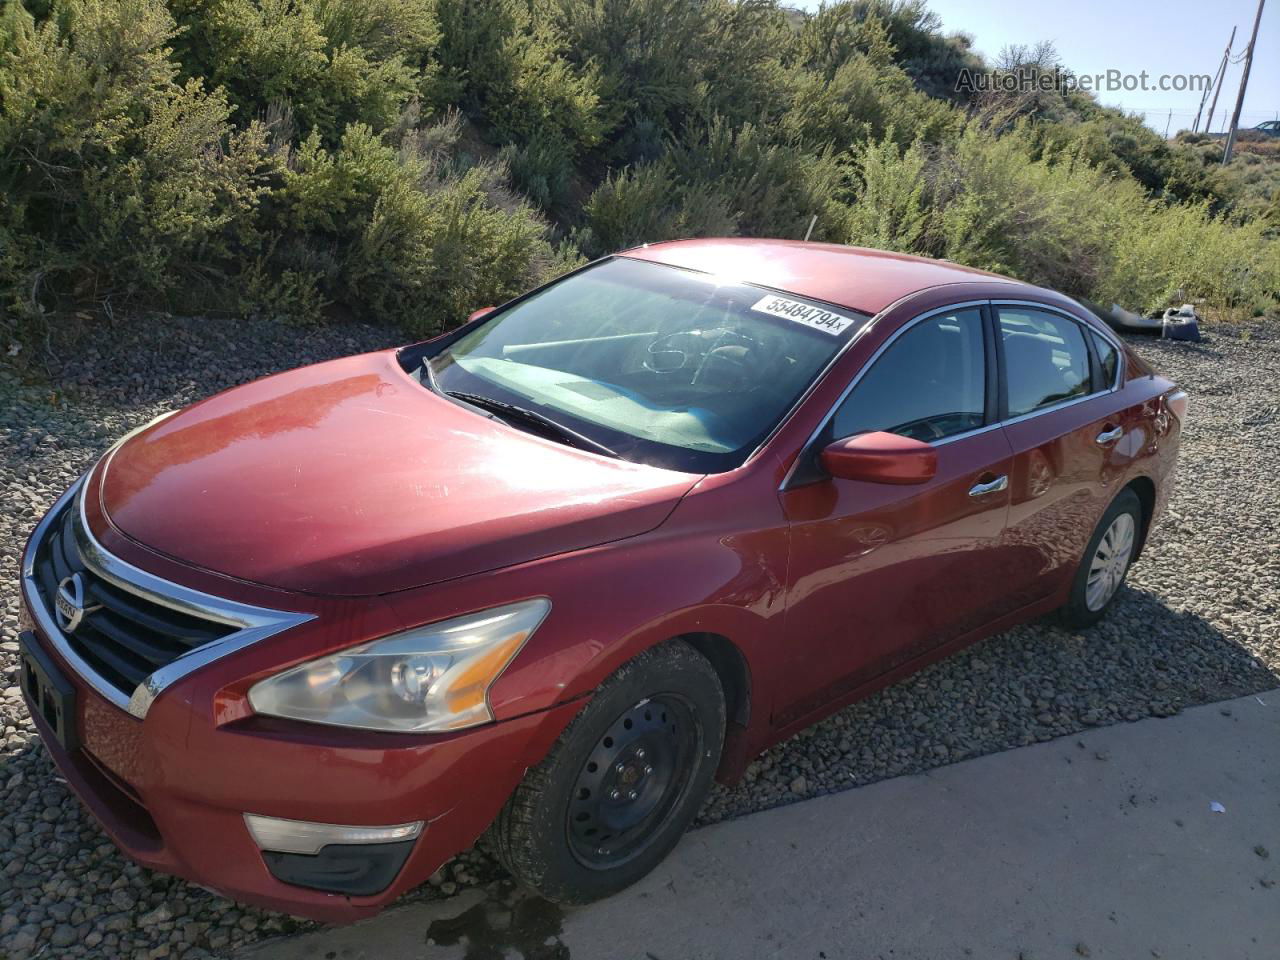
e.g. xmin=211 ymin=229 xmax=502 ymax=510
xmin=619 ymin=238 xmax=1030 ymax=315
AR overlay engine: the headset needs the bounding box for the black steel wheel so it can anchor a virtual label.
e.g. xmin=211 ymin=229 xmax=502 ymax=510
xmin=487 ymin=643 xmax=725 ymax=903
xmin=566 ymin=694 xmax=700 ymax=869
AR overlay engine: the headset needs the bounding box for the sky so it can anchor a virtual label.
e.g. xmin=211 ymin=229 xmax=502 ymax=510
xmin=796 ymin=0 xmax=1278 ymax=135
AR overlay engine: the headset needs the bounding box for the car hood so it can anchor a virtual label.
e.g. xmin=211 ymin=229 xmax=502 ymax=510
xmin=97 ymin=350 xmax=701 ymax=596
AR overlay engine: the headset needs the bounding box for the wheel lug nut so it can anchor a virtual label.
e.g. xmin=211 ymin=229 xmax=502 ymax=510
xmin=627 ymin=789 xmax=638 ymax=800
xmin=615 ymin=762 xmax=626 ymax=773
xmin=635 ymin=747 xmax=645 ymax=758
xmin=643 ymin=764 xmax=653 ymax=775
xmin=610 ymin=789 xmax=621 ymax=800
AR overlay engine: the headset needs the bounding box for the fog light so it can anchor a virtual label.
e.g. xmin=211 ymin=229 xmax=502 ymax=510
xmin=245 ymin=815 xmax=424 ymax=896
xmin=244 ymin=814 xmax=423 ymax=855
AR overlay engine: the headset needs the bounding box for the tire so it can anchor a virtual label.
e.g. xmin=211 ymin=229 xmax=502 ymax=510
xmin=487 ymin=642 xmax=725 ymax=904
xmin=1059 ymin=488 xmax=1142 ymax=628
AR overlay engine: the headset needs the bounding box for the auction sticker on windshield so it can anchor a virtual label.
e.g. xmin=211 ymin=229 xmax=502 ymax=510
xmin=751 ymin=295 xmax=858 ymax=336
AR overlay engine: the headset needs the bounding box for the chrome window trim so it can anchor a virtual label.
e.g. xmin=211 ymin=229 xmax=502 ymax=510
xmin=999 ymin=389 xmax=1109 ymax=427
xmin=930 ymin=421 xmax=1006 ymax=448
xmin=780 ymin=296 xmax=1127 ymax=489
xmin=21 ymin=476 xmax=314 ymax=721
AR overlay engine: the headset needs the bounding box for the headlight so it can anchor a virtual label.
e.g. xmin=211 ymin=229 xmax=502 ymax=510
xmin=247 ymin=598 xmax=550 ymax=733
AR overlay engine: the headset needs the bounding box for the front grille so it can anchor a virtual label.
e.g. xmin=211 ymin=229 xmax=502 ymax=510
xmin=31 ymin=503 xmax=236 ymax=697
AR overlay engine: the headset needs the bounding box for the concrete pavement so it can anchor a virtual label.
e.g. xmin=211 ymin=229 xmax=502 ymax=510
xmin=246 ymin=689 xmax=1280 ymax=960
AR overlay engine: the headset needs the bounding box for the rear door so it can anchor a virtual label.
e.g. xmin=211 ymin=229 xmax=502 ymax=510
xmin=994 ymin=304 xmax=1138 ymax=604
xmin=775 ymin=304 xmax=1018 ymax=726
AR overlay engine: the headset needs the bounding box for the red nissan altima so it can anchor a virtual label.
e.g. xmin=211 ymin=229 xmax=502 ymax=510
xmin=19 ymin=240 xmax=1184 ymax=921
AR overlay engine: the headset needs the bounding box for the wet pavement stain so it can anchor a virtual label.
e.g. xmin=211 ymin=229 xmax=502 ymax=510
xmin=426 ymin=892 xmax=569 ymax=960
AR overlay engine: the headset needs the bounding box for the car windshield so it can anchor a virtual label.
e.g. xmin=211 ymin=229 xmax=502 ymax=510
xmin=424 ymin=258 xmax=869 ymax=473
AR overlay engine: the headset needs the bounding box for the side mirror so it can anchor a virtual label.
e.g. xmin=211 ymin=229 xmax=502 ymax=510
xmin=468 ymin=306 xmax=496 ymax=324
xmin=820 ymin=431 xmax=937 ymax=485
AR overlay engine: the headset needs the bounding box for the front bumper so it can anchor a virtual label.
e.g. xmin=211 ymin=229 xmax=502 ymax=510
xmin=16 ymin=473 xmax=584 ymax=923
xmin=19 ymin=617 xmax=581 ymax=922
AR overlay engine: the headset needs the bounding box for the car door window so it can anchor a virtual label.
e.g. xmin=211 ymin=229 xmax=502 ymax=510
xmin=1092 ymin=331 xmax=1120 ymax=388
xmin=832 ymin=307 xmax=986 ymax=443
xmin=998 ymin=308 xmax=1091 ymax=417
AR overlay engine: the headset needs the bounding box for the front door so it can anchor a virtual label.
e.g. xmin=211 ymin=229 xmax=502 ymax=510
xmin=775 ymin=305 xmax=1017 ymax=726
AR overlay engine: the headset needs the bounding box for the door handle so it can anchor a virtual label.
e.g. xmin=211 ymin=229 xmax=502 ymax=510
xmin=968 ymin=475 xmax=1008 ymax=497
xmin=1096 ymin=425 xmax=1123 ymax=445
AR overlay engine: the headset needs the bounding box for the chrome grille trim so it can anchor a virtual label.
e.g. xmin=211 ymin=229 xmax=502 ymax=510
xmin=22 ymin=475 xmax=314 ymax=720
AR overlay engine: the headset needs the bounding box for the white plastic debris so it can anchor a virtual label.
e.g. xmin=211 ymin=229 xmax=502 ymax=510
xmin=1209 ymin=801 xmax=1227 ymax=813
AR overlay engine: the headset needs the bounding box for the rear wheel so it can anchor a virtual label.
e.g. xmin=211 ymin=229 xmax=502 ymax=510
xmin=488 ymin=642 xmax=725 ymax=904
xmin=1060 ymin=489 xmax=1142 ymax=627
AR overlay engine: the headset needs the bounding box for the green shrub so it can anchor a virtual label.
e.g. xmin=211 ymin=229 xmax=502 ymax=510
xmin=781 ymin=55 xmax=960 ymax=151
xmin=167 ymin=0 xmax=442 ymax=141
xmin=0 ymin=0 xmax=274 ymax=320
xmin=666 ymin=118 xmax=850 ymax=241
xmin=552 ymin=0 xmax=792 ymax=160
xmin=435 ymin=0 xmax=603 ymax=160
xmin=931 ymin=124 xmax=1167 ymax=297
xmin=837 ymin=118 xmax=1280 ymax=314
xmin=261 ymin=115 xmax=581 ymax=331
xmin=501 ymin=133 xmax=576 ymax=212
xmin=2 ymin=0 xmax=1276 ymax=337
xmin=842 ymin=135 xmax=929 ymax=252
xmin=793 ymin=2 xmax=897 ymax=76
xmin=577 ymin=163 xmax=736 ymax=257
xmin=797 ymin=0 xmax=982 ymax=99
xmin=1102 ymin=203 xmax=1280 ymax=315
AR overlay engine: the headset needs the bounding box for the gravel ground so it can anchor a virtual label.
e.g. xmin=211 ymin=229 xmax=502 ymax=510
xmin=1 ymin=316 xmax=1278 ymax=959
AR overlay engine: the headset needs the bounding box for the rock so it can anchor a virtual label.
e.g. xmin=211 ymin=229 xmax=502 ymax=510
xmin=9 ymin=924 xmax=40 ymax=952
xmin=4 ymin=322 xmax=1280 ymax=959
xmin=139 ymin=904 xmax=173 ymax=927
xmin=50 ymin=923 xmax=77 ymax=947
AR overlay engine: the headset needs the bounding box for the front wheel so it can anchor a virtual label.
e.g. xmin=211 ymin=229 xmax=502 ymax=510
xmin=1060 ymin=488 xmax=1142 ymax=628
xmin=487 ymin=642 xmax=725 ymax=904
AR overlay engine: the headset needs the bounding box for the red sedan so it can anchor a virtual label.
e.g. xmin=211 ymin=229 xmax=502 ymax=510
xmin=18 ymin=240 xmax=1184 ymax=921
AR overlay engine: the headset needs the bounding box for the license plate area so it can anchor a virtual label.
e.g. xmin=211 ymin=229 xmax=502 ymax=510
xmin=18 ymin=630 xmax=79 ymax=752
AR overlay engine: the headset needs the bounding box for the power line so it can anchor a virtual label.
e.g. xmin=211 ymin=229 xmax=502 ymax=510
xmin=1224 ymin=0 xmax=1267 ymax=163
xmin=1194 ymin=26 xmax=1235 ymax=133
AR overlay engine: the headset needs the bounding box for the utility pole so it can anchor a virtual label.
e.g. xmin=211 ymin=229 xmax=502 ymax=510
xmin=1194 ymin=26 xmax=1236 ymax=133
xmin=1164 ymin=109 xmax=1173 ymax=139
xmin=1224 ymin=0 xmax=1266 ymax=163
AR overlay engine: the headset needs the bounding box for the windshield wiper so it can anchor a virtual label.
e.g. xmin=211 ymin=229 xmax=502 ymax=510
xmin=446 ymin=391 xmax=619 ymax=459
xmin=420 ymin=357 xmax=442 ymax=395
